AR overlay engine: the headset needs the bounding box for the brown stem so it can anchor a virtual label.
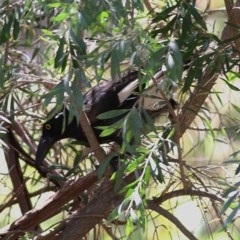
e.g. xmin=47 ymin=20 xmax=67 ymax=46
xmin=223 ymin=0 xmax=240 ymax=51
xmin=3 ymin=40 xmax=9 ymax=66
xmin=79 ymin=112 xmax=106 ymax=163
xmin=0 ymin=171 xmax=98 ymax=238
xmin=148 ymin=201 xmax=198 ymax=240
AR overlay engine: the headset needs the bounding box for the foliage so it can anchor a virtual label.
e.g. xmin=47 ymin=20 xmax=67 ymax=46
xmin=0 ymin=0 xmax=240 ymax=239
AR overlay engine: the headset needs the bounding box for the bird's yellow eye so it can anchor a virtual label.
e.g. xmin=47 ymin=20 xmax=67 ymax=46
xmin=45 ymin=124 xmax=52 ymax=130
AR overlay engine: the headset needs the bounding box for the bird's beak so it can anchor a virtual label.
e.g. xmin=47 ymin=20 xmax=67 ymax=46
xmin=35 ymin=136 xmax=54 ymax=170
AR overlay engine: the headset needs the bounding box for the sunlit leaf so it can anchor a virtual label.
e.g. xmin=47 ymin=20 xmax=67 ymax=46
xmin=52 ymin=12 xmax=69 ymax=22
xmin=99 ymin=127 xmax=117 ymax=137
xmin=126 ymin=218 xmax=134 ymax=236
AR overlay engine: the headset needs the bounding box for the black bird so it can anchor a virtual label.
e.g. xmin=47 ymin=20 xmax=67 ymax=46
xmin=35 ymin=69 xmax=177 ymax=169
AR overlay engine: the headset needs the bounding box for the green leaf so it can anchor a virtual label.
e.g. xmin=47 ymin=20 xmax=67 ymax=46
xmin=223 ymin=159 xmax=240 ymax=164
xmin=118 ymin=197 xmax=131 ymax=213
xmin=47 ymin=3 xmax=63 ymax=8
xmin=232 ymin=103 xmax=240 ymax=113
xmin=111 ymin=47 xmax=121 ymax=79
xmin=119 ymin=39 xmax=131 ymax=57
xmin=222 ymin=188 xmax=235 ymax=199
xmin=152 ymin=5 xmax=177 ymax=23
xmin=119 ymin=179 xmax=139 ymax=194
xmin=47 ymin=173 xmax=66 ymax=181
xmin=130 ymin=208 xmax=139 ymax=222
xmin=54 ymin=37 xmax=66 ymax=69
xmin=182 ymin=66 xmax=196 ymax=92
xmin=42 ymin=29 xmax=55 ymax=36
xmin=235 ymin=164 xmax=240 ymax=175
xmin=0 ymin=114 xmax=11 ymax=124
xmin=42 ymin=81 xmax=65 ymax=107
xmin=13 ymin=18 xmax=20 ymax=40
xmin=61 ymin=54 xmax=68 ymax=72
xmin=144 ymin=165 xmax=151 ymax=185
xmin=223 ymin=78 xmax=240 ymax=91
xmin=167 ymin=40 xmax=183 ymax=82
xmin=96 ymin=117 xmax=124 ymax=132
xmin=97 ymin=109 xmax=129 ymax=120
xmin=223 ymin=204 xmax=240 ymax=227
xmin=0 ymin=12 xmax=14 ymax=44
xmin=0 ymin=138 xmax=8 ymax=148
xmin=114 ymin=165 xmax=128 ymax=192
xmin=142 ymin=109 xmax=157 ymax=133
xmin=71 ymin=77 xmax=84 ymax=106
xmin=126 ymin=218 xmax=134 ymax=237
xmin=99 ymin=127 xmax=117 ymax=137
xmin=133 ymin=190 xmax=142 ymax=207
xmin=49 ymin=164 xmax=70 ymax=171
xmin=52 ymin=12 xmax=69 ymax=22
xmin=74 ymin=68 xmax=91 ymax=87
xmin=70 ymin=29 xmax=87 ymax=56
xmin=126 ymin=154 xmax=145 ymax=172
xmin=123 ymin=108 xmax=145 ymax=148
xmin=230 ymin=150 xmax=240 ymax=157
xmin=186 ymin=3 xmax=206 ymax=30
xmin=107 ymin=208 xmax=119 ymax=222
xmin=149 ymin=157 xmax=164 ymax=183
xmin=30 ymin=47 xmax=40 ymax=63
xmin=221 ymin=191 xmax=238 ymax=215
xmin=0 ymin=57 xmax=4 ymax=88
xmin=97 ymin=153 xmax=117 ymax=178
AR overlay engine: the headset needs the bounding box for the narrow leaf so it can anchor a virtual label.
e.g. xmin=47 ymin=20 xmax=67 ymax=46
xmin=97 ymin=109 xmax=129 ymax=120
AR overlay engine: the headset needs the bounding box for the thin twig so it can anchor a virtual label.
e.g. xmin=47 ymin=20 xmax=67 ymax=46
xmin=148 ymin=201 xmax=198 ymax=240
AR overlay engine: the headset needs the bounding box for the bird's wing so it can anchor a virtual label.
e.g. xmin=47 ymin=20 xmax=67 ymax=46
xmin=84 ymin=69 xmax=140 ymax=123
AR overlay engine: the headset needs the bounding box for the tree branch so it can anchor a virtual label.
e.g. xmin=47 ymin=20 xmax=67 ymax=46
xmin=79 ymin=112 xmax=106 ymax=164
xmin=0 ymin=171 xmax=98 ymax=239
xmin=4 ymin=131 xmax=33 ymax=215
xmin=148 ymin=201 xmax=198 ymax=240
xmin=176 ymin=0 xmax=240 ymax=140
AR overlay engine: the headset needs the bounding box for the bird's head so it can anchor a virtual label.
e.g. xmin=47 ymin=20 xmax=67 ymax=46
xmin=35 ymin=109 xmax=80 ymax=170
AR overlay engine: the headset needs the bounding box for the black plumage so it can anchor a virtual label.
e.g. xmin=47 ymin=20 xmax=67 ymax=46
xmin=35 ymin=69 xmax=177 ymax=169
